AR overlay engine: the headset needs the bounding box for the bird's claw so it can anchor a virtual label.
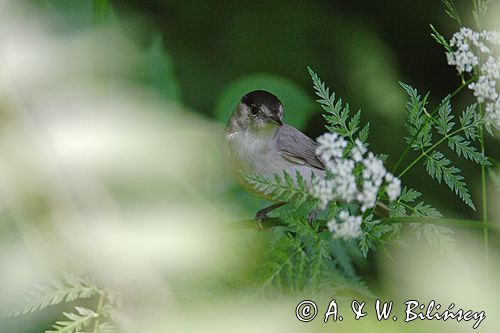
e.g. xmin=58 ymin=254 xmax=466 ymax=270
xmin=255 ymin=210 xmax=269 ymax=222
xmin=307 ymin=210 xmax=319 ymax=226
xmin=254 ymin=211 xmax=268 ymax=231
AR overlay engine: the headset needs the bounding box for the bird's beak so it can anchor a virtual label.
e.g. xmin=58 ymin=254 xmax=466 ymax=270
xmin=269 ymin=115 xmax=283 ymax=126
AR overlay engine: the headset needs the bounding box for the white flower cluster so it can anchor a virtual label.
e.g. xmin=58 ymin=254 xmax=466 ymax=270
xmin=446 ymin=27 xmax=500 ymax=129
xmin=327 ymin=211 xmax=362 ymax=240
xmin=311 ymin=133 xmax=402 ymax=239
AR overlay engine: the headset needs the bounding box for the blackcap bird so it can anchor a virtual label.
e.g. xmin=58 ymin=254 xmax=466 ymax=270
xmin=223 ymin=90 xmax=325 ymax=220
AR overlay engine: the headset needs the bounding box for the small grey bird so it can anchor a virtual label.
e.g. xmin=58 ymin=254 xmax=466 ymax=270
xmin=223 ymin=90 xmax=325 ymax=220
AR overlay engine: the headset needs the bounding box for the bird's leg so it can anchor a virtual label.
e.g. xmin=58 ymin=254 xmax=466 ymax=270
xmin=255 ymin=202 xmax=287 ymax=222
xmin=374 ymin=202 xmax=390 ymax=218
xmin=307 ymin=208 xmax=321 ymax=226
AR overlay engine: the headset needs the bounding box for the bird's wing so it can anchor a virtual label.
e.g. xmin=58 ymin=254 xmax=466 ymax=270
xmin=275 ymin=124 xmax=324 ymax=170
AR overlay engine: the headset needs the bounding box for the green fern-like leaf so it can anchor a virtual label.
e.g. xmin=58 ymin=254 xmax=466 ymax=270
xmin=412 ymin=223 xmax=456 ymax=255
xmin=97 ymin=322 xmax=117 ymax=333
xmin=389 ymin=187 xmax=442 ymax=218
xmin=460 ymin=104 xmax=480 ymax=140
xmin=359 ymin=122 xmax=370 ymax=143
xmin=430 ymin=24 xmax=452 ymax=52
xmin=442 ymin=0 xmax=462 ymax=25
xmin=472 ymin=0 xmax=490 ymax=28
xmin=400 ymin=88 xmax=483 ymax=209
xmin=244 ymin=170 xmax=316 ymax=206
xmin=388 ymin=186 xmax=454 ymax=254
xmin=436 ymin=97 xmax=454 ymax=135
xmin=359 ymin=216 xmax=397 ymax=257
xmin=256 ymin=230 xmax=305 ymax=294
xmin=401 ymin=83 xmax=432 ymax=150
xmin=434 ymin=102 xmax=486 ymax=165
xmin=45 ymin=306 xmax=97 ymax=333
xmin=388 ymin=186 xmax=422 ymax=217
xmin=447 ymin=134 xmax=487 ymax=164
xmin=412 ymin=201 xmax=443 ymax=218
xmin=12 ymin=274 xmax=98 ymax=316
xmin=400 ymin=186 xmax=422 ymax=203
xmin=308 ymin=67 xmax=367 ymax=141
xmin=425 ymin=151 xmax=475 ymax=210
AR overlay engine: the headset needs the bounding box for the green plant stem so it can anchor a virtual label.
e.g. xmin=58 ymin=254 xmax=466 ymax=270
xmin=92 ymin=291 xmax=105 ymax=333
xmin=225 ymin=217 xmax=498 ymax=231
xmin=479 ymin=104 xmax=489 ymax=267
xmin=397 ymin=124 xmax=473 ymax=179
xmin=392 ymin=78 xmax=473 ymax=173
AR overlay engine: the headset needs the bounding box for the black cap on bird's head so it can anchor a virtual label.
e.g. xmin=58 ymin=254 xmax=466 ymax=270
xmin=241 ymin=90 xmax=284 ymax=126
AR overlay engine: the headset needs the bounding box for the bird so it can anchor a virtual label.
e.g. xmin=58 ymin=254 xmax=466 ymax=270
xmin=223 ymin=90 xmax=325 ymax=221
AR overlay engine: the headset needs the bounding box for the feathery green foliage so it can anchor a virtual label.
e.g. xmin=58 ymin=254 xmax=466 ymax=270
xmin=46 ymin=306 xmax=97 ymax=333
xmin=441 ymin=0 xmax=462 ymax=25
xmin=8 ymin=274 xmax=118 ymax=333
xmin=308 ymin=67 xmax=369 ymax=144
xmin=359 ymin=215 xmax=398 ymax=257
xmin=430 ymin=24 xmax=452 ymax=52
xmin=425 ymin=151 xmax=475 ymax=209
xmin=389 ymin=186 xmax=442 ymax=218
xmin=11 ymin=273 xmax=98 ymax=316
xmin=255 ymin=214 xmax=368 ymax=295
xmin=401 ymin=83 xmax=486 ymax=210
xmin=400 ymin=82 xmax=432 ymax=150
xmin=96 ymin=322 xmax=118 ymax=333
xmin=388 ymin=186 xmax=455 ymax=254
xmin=472 ymin=0 xmax=491 ymax=28
xmin=244 ymin=170 xmax=317 ymax=207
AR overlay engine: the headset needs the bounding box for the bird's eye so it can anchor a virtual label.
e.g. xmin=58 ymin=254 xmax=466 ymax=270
xmin=250 ymin=105 xmax=259 ymax=116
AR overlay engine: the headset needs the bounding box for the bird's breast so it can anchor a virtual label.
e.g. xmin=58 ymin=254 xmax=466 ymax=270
xmin=224 ymin=129 xmax=276 ymax=176
xmin=224 ymin=128 xmax=323 ymax=187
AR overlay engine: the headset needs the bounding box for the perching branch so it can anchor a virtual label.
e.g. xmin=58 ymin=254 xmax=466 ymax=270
xmin=224 ymin=216 xmax=498 ymax=232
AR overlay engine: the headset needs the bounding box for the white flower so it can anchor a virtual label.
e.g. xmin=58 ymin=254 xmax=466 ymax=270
xmin=362 ymin=152 xmax=386 ymax=185
xmin=385 ymin=173 xmax=402 ymax=201
xmin=350 ymin=138 xmax=367 ymax=162
xmin=482 ymin=56 xmax=500 ymax=80
xmin=327 ymin=210 xmax=362 ymax=240
xmin=447 ymin=27 xmax=481 ymax=73
xmin=468 ymin=76 xmax=498 ymax=103
xmin=446 ymin=27 xmax=500 ymax=130
xmin=485 ymin=99 xmax=500 ymax=129
xmin=357 ymin=180 xmax=378 ymax=212
xmin=316 ymin=132 xmax=347 ymax=162
xmin=446 ymin=47 xmax=478 ymax=73
xmin=480 ymin=30 xmax=500 ymax=45
xmin=311 ymin=177 xmax=335 ymax=209
xmin=311 ymin=132 xmax=403 ymax=237
xmin=332 ymin=159 xmax=358 ymax=203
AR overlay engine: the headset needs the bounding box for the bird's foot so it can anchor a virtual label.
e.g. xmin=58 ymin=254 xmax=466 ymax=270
xmin=255 ymin=210 xmax=269 ymax=222
xmin=254 ymin=211 xmax=267 ymax=231
xmin=307 ymin=209 xmax=320 ymax=226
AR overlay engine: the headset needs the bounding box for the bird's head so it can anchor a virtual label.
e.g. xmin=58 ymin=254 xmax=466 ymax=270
xmin=232 ymin=90 xmax=284 ymax=131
